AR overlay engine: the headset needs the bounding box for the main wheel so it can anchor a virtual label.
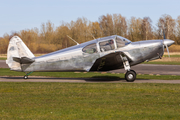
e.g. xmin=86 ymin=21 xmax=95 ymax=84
xmin=130 ymin=70 xmax=136 ymax=75
xmin=24 ymin=75 xmax=28 ymax=79
xmin=125 ymin=70 xmax=136 ymax=82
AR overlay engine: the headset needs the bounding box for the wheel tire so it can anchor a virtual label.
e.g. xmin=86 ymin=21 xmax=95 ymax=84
xmin=24 ymin=75 xmax=28 ymax=79
xmin=125 ymin=70 xmax=136 ymax=82
xmin=130 ymin=70 xmax=136 ymax=75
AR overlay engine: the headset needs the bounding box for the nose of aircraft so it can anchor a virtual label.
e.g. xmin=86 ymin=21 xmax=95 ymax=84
xmin=163 ymin=39 xmax=175 ymax=47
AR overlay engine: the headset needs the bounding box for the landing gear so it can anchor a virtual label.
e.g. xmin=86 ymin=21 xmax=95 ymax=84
xmin=24 ymin=75 xmax=28 ymax=79
xmin=120 ymin=54 xmax=136 ymax=82
xmin=23 ymin=71 xmax=33 ymax=79
xmin=125 ymin=70 xmax=136 ymax=82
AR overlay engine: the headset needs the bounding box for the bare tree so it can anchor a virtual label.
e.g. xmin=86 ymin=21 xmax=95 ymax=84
xmin=141 ymin=17 xmax=153 ymax=40
xmin=113 ymin=14 xmax=128 ymax=37
xmin=89 ymin=21 xmax=102 ymax=38
xmin=55 ymin=24 xmax=70 ymax=48
xmin=157 ymin=14 xmax=176 ymax=39
xmin=128 ymin=17 xmax=143 ymax=41
xmin=176 ymin=16 xmax=180 ymax=44
xmin=99 ymin=14 xmax=114 ymax=36
xmin=40 ymin=21 xmax=55 ymax=44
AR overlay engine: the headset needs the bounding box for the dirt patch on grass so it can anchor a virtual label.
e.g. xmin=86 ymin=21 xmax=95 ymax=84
xmin=155 ymin=57 xmax=180 ymax=62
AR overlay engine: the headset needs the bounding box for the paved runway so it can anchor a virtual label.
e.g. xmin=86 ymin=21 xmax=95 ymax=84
xmin=0 ymin=76 xmax=180 ymax=83
xmin=0 ymin=60 xmax=8 ymax=68
xmin=1 ymin=60 xmax=180 ymax=83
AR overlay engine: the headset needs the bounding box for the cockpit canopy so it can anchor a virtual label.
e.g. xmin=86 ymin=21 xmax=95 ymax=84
xmin=82 ymin=35 xmax=131 ymax=54
xmin=115 ymin=36 xmax=131 ymax=47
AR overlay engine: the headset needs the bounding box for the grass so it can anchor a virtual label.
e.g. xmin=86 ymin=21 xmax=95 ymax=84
xmin=168 ymin=45 xmax=180 ymax=52
xmin=1 ymin=68 xmax=180 ymax=80
xmin=0 ymin=83 xmax=180 ymax=119
xmin=143 ymin=61 xmax=180 ymax=65
xmin=163 ymin=55 xmax=180 ymax=57
xmin=0 ymin=68 xmax=123 ymax=79
xmin=144 ymin=57 xmax=180 ymax=65
xmin=142 ymin=53 xmax=180 ymax=65
xmin=0 ymin=57 xmax=6 ymax=60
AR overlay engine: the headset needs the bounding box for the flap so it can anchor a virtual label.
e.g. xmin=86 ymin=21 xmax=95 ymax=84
xmin=13 ymin=57 xmax=35 ymax=64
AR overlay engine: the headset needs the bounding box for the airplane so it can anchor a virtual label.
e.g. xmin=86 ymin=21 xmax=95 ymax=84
xmin=6 ymin=35 xmax=174 ymax=82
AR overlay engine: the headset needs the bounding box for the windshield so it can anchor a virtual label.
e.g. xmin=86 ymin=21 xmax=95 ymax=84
xmin=82 ymin=43 xmax=97 ymax=54
xmin=115 ymin=36 xmax=131 ymax=48
xmin=99 ymin=39 xmax=115 ymax=52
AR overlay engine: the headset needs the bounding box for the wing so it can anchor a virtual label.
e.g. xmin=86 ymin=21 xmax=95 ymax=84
xmin=89 ymin=51 xmax=132 ymax=71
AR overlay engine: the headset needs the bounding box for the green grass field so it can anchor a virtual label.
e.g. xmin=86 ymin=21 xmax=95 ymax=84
xmin=163 ymin=55 xmax=180 ymax=57
xmin=0 ymin=83 xmax=180 ymax=119
xmin=0 ymin=57 xmax=6 ymax=60
xmin=1 ymin=53 xmax=180 ymax=119
xmin=143 ymin=61 xmax=180 ymax=65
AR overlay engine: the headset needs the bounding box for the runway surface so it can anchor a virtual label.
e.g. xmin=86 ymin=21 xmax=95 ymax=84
xmin=0 ymin=60 xmax=8 ymax=68
xmin=0 ymin=76 xmax=180 ymax=83
xmin=1 ymin=60 xmax=180 ymax=83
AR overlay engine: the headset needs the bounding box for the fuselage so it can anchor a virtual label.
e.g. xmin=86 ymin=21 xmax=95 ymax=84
xmin=19 ymin=35 xmax=174 ymax=72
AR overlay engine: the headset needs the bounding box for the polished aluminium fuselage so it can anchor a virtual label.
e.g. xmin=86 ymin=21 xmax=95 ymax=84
xmin=20 ymin=35 xmax=171 ymax=72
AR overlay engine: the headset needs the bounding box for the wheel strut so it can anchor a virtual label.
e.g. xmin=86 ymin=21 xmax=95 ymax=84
xmin=120 ymin=54 xmax=136 ymax=82
xmin=23 ymin=71 xmax=33 ymax=79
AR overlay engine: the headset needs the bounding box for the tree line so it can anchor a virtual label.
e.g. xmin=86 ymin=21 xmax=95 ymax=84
xmin=0 ymin=14 xmax=180 ymax=54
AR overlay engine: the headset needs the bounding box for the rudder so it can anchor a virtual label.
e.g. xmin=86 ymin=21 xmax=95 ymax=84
xmin=6 ymin=36 xmax=35 ymax=71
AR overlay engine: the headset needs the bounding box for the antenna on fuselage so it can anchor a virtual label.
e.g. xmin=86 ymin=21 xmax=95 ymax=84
xmin=67 ymin=35 xmax=79 ymax=45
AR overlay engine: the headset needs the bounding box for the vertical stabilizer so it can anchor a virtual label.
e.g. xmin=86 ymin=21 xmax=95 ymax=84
xmin=6 ymin=36 xmax=35 ymax=71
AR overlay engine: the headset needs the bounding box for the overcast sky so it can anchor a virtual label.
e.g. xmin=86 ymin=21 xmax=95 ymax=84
xmin=0 ymin=0 xmax=180 ymax=37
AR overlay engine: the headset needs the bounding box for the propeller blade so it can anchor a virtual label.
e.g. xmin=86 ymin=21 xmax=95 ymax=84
xmin=163 ymin=30 xmax=166 ymax=39
xmin=165 ymin=44 xmax=170 ymax=58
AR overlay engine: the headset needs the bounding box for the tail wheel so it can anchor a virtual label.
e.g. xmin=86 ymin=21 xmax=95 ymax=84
xmin=23 ymin=72 xmax=33 ymax=79
xmin=125 ymin=70 xmax=136 ymax=82
xmin=24 ymin=75 xmax=28 ymax=79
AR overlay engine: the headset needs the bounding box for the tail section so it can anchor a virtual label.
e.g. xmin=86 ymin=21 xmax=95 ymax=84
xmin=6 ymin=36 xmax=35 ymax=71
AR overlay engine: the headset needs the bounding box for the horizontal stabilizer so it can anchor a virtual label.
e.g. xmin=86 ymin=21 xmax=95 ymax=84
xmin=13 ymin=57 xmax=35 ymax=64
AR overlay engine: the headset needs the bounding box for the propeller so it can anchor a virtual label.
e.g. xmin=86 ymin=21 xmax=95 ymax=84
xmin=163 ymin=29 xmax=166 ymax=39
xmin=165 ymin=43 xmax=170 ymax=58
xmin=163 ymin=30 xmax=170 ymax=58
xmin=163 ymin=30 xmax=174 ymax=58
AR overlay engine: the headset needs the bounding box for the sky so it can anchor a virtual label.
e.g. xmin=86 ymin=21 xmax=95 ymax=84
xmin=0 ymin=0 xmax=180 ymax=37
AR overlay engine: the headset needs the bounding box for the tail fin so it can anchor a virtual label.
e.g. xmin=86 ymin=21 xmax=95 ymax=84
xmin=6 ymin=36 xmax=35 ymax=71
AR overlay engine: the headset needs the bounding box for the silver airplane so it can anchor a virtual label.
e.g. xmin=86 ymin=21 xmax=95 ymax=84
xmin=6 ymin=35 xmax=174 ymax=82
